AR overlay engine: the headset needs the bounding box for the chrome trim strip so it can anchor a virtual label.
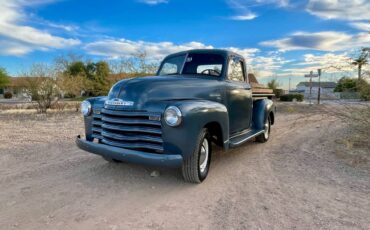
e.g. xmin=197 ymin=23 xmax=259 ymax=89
xmin=230 ymin=128 xmax=252 ymax=139
xmin=231 ymin=130 xmax=265 ymax=146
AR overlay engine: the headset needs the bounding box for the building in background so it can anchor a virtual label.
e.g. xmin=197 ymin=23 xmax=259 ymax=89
xmin=294 ymin=82 xmax=337 ymax=99
xmin=0 ymin=77 xmax=30 ymax=99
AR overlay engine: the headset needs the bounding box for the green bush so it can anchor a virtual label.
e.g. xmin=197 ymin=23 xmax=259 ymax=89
xmin=280 ymin=93 xmax=304 ymax=102
xmin=334 ymin=77 xmax=358 ymax=92
xmin=359 ymin=82 xmax=370 ymax=101
xmin=273 ymin=89 xmax=284 ymax=98
xmin=4 ymin=91 xmax=12 ymax=99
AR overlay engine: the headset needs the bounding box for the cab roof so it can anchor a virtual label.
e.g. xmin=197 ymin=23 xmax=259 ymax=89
xmin=163 ymin=49 xmax=244 ymax=60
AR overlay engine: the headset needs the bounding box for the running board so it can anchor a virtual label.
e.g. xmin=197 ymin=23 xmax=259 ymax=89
xmin=229 ymin=129 xmax=264 ymax=148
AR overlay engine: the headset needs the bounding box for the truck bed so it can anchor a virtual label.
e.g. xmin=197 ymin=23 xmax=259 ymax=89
xmin=249 ymin=73 xmax=274 ymax=99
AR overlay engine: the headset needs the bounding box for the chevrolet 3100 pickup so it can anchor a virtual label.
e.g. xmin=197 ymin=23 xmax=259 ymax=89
xmin=76 ymin=49 xmax=275 ymax=183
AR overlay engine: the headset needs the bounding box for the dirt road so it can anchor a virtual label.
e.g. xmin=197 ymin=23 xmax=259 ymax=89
xmin=1 ymin=104 xmax=369 ymax=230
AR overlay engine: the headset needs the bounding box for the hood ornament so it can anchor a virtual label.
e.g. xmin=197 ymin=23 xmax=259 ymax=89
xmin=105 ymin=98 xmax=134 ymax=106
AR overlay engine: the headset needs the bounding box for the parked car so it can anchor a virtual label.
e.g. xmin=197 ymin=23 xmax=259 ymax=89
xmin=76 ymin=49 xmax=275 ymax=183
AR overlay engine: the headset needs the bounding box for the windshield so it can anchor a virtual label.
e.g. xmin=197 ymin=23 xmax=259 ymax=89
xmin=158 ymin=53 xmax=224 ymax=77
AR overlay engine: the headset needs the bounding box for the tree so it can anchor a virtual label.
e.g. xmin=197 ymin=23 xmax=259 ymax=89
xmin=334 ymin=77 xmax=358 ymax=92
xmin=357 ymin=79 xmax=370 ymax=101
xmin=352 ymin=48 xmax=369 ymax=80
xmin=109 ymin=52 xmax=159 ymax=76
xmin=57 ymin=73 xmax=88 ymax=98
xmin=267 ymin=79 xmax=279 ymax=91
xmin=58 ymin=59 xmax=111 ymax=97
xmin=91 ymin=61 xmax=110 ymax=95
xmin=0 ymin=67 xmax=10 ymax=88
xmin=22 ymin=63 xmax=60 ymax=113
xmin=66 ymin=61 xmax=86 ymax=76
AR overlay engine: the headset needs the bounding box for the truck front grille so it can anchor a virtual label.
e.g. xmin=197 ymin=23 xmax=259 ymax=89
xmin=92 ymin=108 xmax=163 ymax=153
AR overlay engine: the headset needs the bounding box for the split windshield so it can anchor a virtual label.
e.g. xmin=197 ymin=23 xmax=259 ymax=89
xmin=158 ymin=53 xmax=224 ymax=77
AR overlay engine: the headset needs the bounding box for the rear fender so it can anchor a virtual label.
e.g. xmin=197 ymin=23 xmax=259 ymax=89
xmin=252 ymin=99 xmax=275 ymax=130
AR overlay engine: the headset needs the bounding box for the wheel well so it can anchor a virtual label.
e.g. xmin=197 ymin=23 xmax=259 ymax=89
xmin=269 ymin=112 xmax=274 ymax=125
xmin=204 ymin=122 xmax=223 ymax=147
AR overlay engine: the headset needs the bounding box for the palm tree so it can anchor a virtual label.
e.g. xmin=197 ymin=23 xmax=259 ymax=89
xmin=352 ymin=48 xmax=369 ymax=80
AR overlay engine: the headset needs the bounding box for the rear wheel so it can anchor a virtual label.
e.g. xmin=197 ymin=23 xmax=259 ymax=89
xmin=182 ymin=128 xmax=212 ymax=183
xmin=256 ymin=116 xmax=271 ymax=143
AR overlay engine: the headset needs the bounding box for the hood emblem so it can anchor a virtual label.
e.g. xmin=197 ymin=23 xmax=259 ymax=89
xmin=105 ymin=98 xmax=134 ymax=106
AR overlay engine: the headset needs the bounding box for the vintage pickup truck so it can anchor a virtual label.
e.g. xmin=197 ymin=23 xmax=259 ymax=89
xmin=76 ymin=49 xmax=275 ymax=183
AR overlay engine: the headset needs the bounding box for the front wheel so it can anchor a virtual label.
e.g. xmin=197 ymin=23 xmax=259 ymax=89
xmin=182 ymin=128 xmax=212 ymax=183
xmin=256 ymin=116 xmax=271 ymax=143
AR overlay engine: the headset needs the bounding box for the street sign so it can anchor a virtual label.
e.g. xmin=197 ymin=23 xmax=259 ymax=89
xmin=305 ymin=71 xmax=318 ymax=78
xmin=304 ymin=71 xmax=318 ymax=105
xmin=304 ymin=73 xmax=319 ymax=78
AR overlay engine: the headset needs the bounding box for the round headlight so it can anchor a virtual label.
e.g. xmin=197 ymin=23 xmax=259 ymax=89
xmin=164 ymin=106 xmax=182 ymax=126
xmin=81 ymin=101 xmax=92 ymax=116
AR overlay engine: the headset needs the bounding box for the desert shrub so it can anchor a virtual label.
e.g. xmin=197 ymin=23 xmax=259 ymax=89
xmin=0 ymin=67 xmax=10 ymax=89
xmin=280 ymin=94 xmax=304 ymax=102
xmin=334 ymin=77 xmax=358 ymax=92
xmin=273 ymin=89 xmax=284 ymax=98
xmin=63 ymin=93 xmax=76 ymax=99
xmin=21 ymin=64 xmax=60 ymax=113
xmin=338 ymin=92 xmax=361 ymax=99
xmin=357 ymin=79 xmax=370 ymax=101
xmin=51 ymin=101 xmax=66 ymax=111
xmin=4 ymin=91 xmax=12 ymax=99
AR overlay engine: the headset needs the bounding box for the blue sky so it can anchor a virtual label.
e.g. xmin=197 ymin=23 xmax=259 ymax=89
xmin=0 ymin=0 xmax=369 ymax=89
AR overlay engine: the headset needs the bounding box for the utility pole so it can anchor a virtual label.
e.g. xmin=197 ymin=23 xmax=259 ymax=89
xmin=289 ymin=77 xmax=291 ymax=93
xmin=309 ymin=72 xmax=312 ymax=105
xmin=317 ymin=69 xmax=322 ymax=105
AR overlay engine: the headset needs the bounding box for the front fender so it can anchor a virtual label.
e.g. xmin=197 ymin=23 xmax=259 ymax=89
xmin=252 ymin=99 xmax=275 ymax=130
xmin=162 ymin=100 xmax=229 ymax=160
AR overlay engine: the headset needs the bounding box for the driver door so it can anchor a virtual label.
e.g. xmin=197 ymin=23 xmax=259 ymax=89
xmin=225 ymin=57 xmax=253 ymax=134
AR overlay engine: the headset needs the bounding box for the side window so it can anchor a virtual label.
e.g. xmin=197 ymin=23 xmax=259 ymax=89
xmin=228 ymin=59 xmax=244 ymax=82
xmin=159 ymin=63 xmax=178 ymax=75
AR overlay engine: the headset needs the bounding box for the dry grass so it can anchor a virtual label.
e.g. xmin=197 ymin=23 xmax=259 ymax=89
xmin=0 ymin=101 xmax=80 ymax=113
xmin=278 ymin=102 xmax=370 ymax=167
xmin=333 ymin=105 xmax=370 ymax=166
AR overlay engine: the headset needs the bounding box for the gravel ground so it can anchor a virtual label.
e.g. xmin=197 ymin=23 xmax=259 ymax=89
xmin=0 ymin=104 xmax=369 ymax=230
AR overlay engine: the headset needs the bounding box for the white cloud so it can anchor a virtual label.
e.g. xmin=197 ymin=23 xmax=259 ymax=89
xmin=227 ymin=0 xmax=291 ymax=21
xmin=306 ymin=0 xmax=370 ymax=21
xmin=84 ymin=37 xmax=295 ymax=78
xmin=260 ymin=31 xmax=370 ymax=51
xmin=0 ymin=40 xmax=33 ymax=56
xmin=40 ymin=20 xmax=79 ymax=32
xmin=231 ymin=12 xmax=258 ymax=20
xmin=85 ymin=39 xmax=212 ymax=59
xmin=248 ymin=52 xmax=293 ymax=78
xmin=281 ymin=52 xmax=370 ymax=80
xmin=350 ymin=22 xmax=370 ymax=32
xmin=225 ymin=47 xmax=259 ymax=60
xmin=138 ymin=0 xmax=168 ymax=5
xmin=84 ymin=38 xmax=261 ymax=60
xmin=0 ymin=0 xmax=80 ymax=56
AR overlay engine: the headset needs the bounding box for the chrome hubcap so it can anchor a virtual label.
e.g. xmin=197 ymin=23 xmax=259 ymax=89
xmin=264 ymin=120 xmax=270 ymax=139
xmin=199 ymin=138 xmax=209 ymax=173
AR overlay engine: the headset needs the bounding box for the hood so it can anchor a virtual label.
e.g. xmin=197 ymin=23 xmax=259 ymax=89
xmin=107 ymin=75 xmax=222 ymax=110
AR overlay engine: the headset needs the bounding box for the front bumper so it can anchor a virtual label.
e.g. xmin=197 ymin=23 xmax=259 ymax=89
xmin=76 ymin=135 xmax=183 ymax=168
